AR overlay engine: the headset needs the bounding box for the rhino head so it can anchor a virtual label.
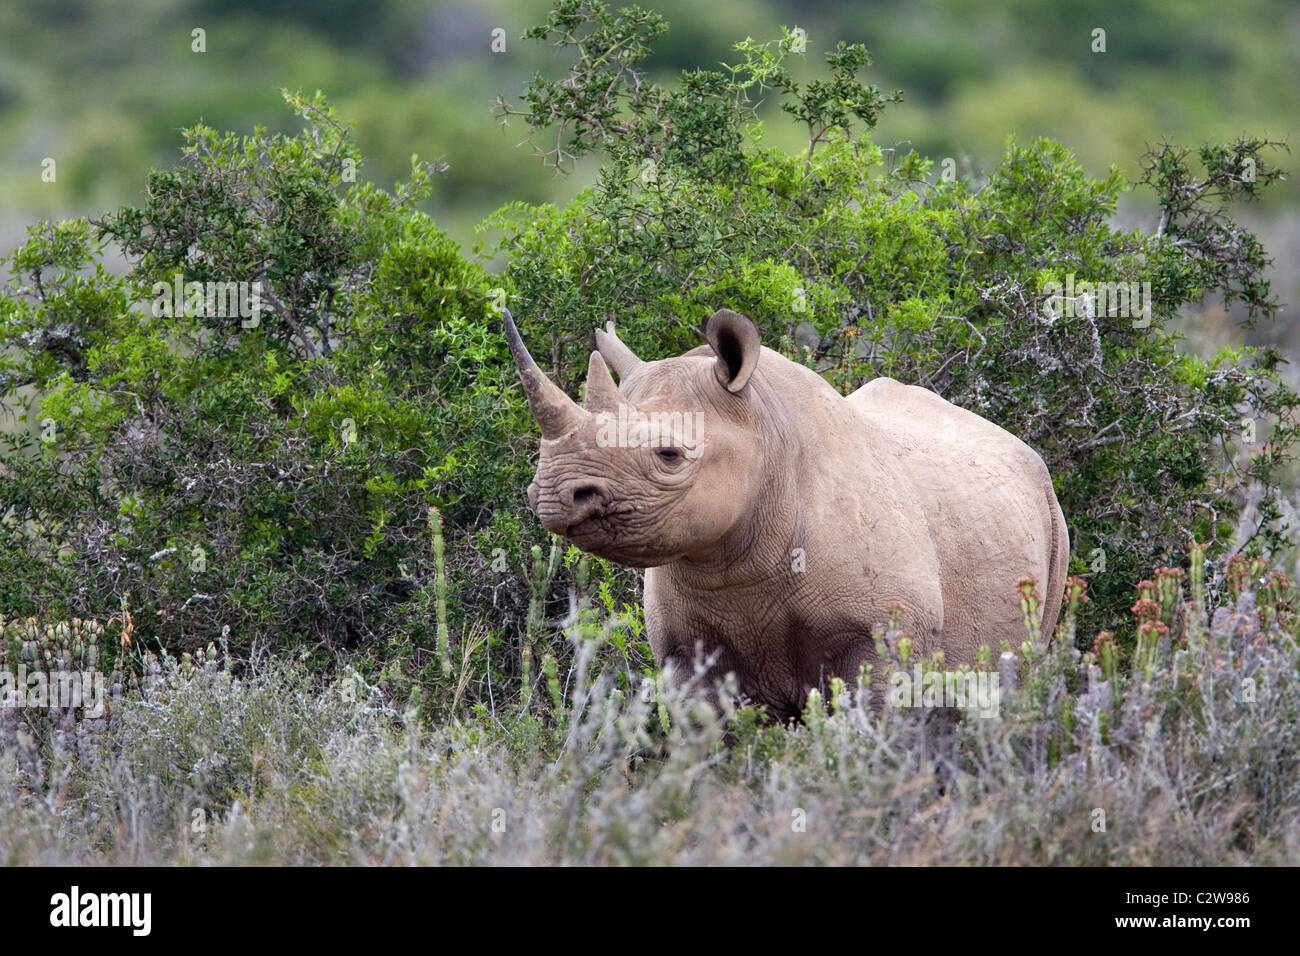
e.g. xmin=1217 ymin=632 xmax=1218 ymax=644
xmin=505 ymin=308 xmax=765 ymax=568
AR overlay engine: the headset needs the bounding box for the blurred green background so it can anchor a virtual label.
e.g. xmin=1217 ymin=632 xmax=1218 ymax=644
xmin=1 ymin=0 xmax=1297 ymax=321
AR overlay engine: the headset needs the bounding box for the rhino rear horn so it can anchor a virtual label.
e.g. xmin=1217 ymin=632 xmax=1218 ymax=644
xmin=584 ymin=351 xmax=625 ymax=414
xmin=503 ymin=309 xmax=588 ymax=440
xmin=705 ymin=309 xmax=760 ymax=393
xmin=594 ymin=321 xmax=644 ymax=378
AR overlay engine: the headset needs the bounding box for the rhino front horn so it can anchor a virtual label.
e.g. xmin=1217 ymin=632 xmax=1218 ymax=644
xmin=503 ymin=308 xmax=588 ymax=440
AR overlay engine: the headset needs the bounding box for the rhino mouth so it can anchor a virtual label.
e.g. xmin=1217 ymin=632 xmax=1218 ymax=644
xmin=564 ymin=503 xmax=640 ymax=554
xmin=565 ymin=510 xmax=618 ymax=544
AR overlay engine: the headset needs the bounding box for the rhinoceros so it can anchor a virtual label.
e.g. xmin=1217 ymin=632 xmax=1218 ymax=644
xmin=505 ymin=307 xmax=1069 ymax=719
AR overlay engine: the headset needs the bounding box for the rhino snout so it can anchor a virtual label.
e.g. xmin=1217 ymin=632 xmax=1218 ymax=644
xmin=535 ymin=478 xmax=611 ymax=534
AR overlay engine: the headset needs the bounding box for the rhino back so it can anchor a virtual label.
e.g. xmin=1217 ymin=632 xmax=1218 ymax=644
xmin=847 ymin=376 xmax=1066 ymax=651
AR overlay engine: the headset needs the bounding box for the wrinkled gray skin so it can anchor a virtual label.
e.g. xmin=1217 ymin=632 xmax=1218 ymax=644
xmin=506 ymin=307 xmax=1069 ymax=720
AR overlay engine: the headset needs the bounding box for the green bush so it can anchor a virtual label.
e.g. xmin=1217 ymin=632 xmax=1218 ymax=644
xmin=488 ymin=1 xmax=1297 ymax=641
xmin=0 ymin=93 xmax=536 ymax=699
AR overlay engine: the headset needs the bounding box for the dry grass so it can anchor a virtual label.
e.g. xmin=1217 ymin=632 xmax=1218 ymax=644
xmin=2 ymin=557 xmax=1298 ymax=865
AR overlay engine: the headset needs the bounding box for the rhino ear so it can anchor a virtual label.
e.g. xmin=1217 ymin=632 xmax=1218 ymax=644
xmin=704 ymin=309 xmax=760 ymax=393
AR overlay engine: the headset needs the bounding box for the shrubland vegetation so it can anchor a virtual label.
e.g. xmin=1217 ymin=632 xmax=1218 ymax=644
xmin=1 ymin=2 xmax=1297 ymax=863
xmin=5 ymin=0 xmax=1299 ymax=244
xmin=3 ymin=544 xmax=1298 ymax=864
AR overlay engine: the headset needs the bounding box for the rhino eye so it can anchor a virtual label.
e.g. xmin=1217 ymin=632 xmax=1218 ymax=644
xmin=656 ymin=447 xmax=683 ymax=463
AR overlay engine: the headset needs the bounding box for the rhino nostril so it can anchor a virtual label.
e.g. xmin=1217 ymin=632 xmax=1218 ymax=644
xmin=572 ymin=485 xmax=602 ymax=507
